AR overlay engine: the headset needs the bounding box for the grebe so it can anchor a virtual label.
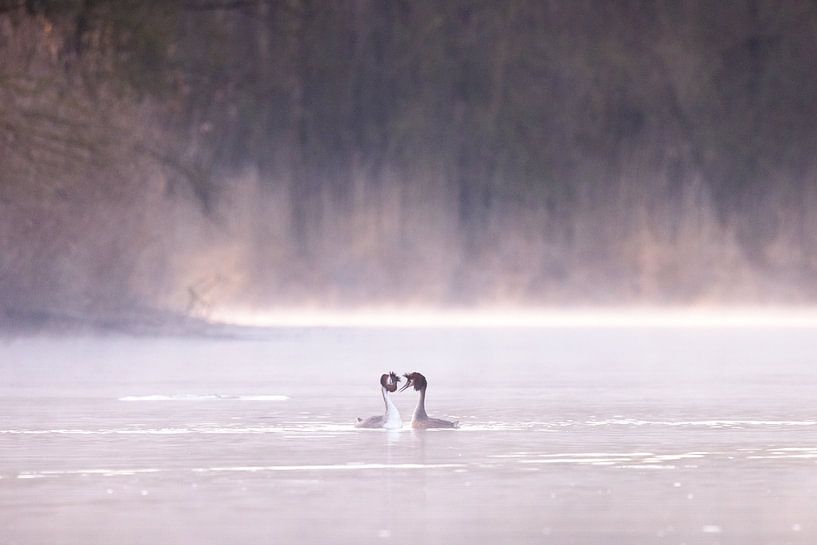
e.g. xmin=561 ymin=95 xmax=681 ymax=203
xmin=355 ymin=372 xmax=403 ymax=429
xmin=399 ymin=372 xmax=458 ymax=429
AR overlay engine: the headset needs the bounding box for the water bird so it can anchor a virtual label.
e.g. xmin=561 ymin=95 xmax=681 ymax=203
xmin=400 ymin=372 xmax=459 ymax=429
xmin=355 ymin=372 xmax=403 ymax=429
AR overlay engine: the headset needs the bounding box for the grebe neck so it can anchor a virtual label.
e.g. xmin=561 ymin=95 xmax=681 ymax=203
xmin=414 ymin=387 xmax=428 ymax=419
xmin=382 ymin=387 xmax=402 ymax=428
xmin=383 ymin=388 xmax=399 ymax=414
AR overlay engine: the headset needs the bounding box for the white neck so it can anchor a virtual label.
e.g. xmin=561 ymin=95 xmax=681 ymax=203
xmin=413 ymin=388 xmax=428 ymax=420
xmin=381 ymin=387 xmax=403 ymax=429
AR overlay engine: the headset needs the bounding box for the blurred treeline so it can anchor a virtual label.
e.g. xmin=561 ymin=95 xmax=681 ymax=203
xmin=2 ymin=0 xmax=817 ymax=326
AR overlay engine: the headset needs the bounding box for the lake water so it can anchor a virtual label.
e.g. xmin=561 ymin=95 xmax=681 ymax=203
xmin=1 ymin=327 xmax=816 ymax=544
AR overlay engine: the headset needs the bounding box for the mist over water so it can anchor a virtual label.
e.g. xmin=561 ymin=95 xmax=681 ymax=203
xmin=3 ymin=3 xmax=817 ymax=544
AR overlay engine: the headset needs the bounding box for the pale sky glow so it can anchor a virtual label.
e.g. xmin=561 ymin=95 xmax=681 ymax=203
xmin=210 ymin=307 xmax=817 ymax=329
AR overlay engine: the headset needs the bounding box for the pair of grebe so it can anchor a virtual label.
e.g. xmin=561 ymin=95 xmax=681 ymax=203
xmin=356 ymin=372 xmax=458 ymax=429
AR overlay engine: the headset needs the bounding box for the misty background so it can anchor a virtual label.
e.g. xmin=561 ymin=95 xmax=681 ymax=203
xmin=2 ymin=0 xmax=817 ymax=330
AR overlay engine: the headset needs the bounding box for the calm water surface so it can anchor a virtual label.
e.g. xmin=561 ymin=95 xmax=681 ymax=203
xmin=1 ymin=328 xmax=816 ymax=544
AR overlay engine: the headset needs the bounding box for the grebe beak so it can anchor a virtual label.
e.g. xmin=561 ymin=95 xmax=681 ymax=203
xmin=399 ymin=378 xmax=413 ymax=392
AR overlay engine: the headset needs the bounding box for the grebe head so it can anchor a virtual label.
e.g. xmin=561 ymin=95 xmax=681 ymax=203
xmin=380 ymin=372 xmax=401 ymax=392
xmin=399 ymin=371 xmax=427 ymax=392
